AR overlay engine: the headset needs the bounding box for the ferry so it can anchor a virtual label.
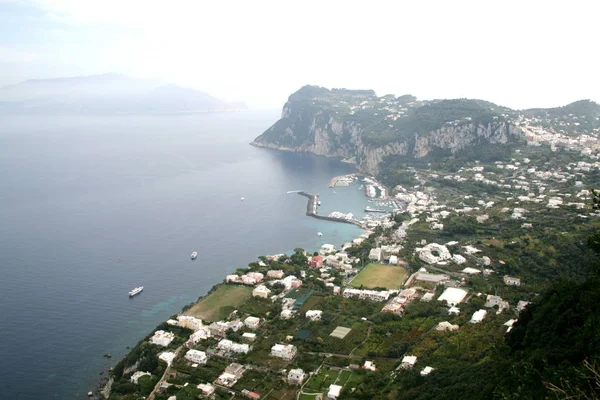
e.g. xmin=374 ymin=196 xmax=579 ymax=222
xmin=191 ymin=251 xmax=198 ymax=259
xmin=128 ymin=286 xmax=143 ymax=297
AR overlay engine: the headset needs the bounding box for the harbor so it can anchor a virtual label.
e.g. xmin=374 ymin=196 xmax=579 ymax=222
xmin=297 ymin=192 xmax=364 ymax=227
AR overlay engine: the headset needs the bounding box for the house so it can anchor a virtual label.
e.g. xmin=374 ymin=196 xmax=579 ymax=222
xmin=436 ymin=321 xmax=459 ymax=331
xmin=485 ymin=295 xmax=510 ymax=312
xmin=149 ymin=330 xmax=175 ymax=347
xmin=309 ymin=255 xmax=323 ymax=268
xmin=280 ymin=309 xmax=293 ymax=319
xmin=208 ymin=322 xmax=230 ymax=337
xmin=271 ymin=344 xmax=297 ymax=360
xmin=244 ymin=316 xmax=261 ymax=329
xmin=225 ymin=363 xmax=245 ymax=378
xmin=448 ymin=306 xmax=460 ymax=315
xmin=421 ymin=292 xmax=434 ymax=302
xmin=186 ymin=327 xmax=212 ymax=346
xmin=389 ymin=255 xmax=398 ymax=265
xmin=252 ymin=285 xmax=272 ymax=298
xmin=242 ymin=389 xmax=261 ymax=399
xmin=320 ymin=244 xmax=336 ymax=255
xmin=287 ymin=368 xmax=306 ymax=385
xmin=130 ymin=371 xmax=151 ymax=384
xmin=333 ymin=286 xmax=341 ymax=295
xmin=185 ymin=349 xmax=207 ymax=364
xmin=328 ymin=384 xmax=343 ymax=400
xmin=368 ymin=248 xmax=382 ymax=262
xmin=363 ymin=361 xmax=376 ymax=371
xmin=197 ymin=383 xmax=215 ymax=396
xmin=177 ymin=315 xmax=203 ymax=331
xmin=343 ymin=288 xmax=390 ymax=302
xmin=158 ymin=351 xmax=176 ymax=366
xmin=246 ymin=272 xmax=264 ymax=282
xmin=217 ymin=372 xmax=238 ymax=387
xmin=267 ymin=270 xmax=285 ymax=279
xmin=503 ymin=275 xmax=521 ymax=286
xmin=242 ymin=332 xmax=257 ymax=342
xmin=470 ymin=309 xmax=487 ymax=323
xmin=437 ymin=288 xmax=468 ymax=306
xmin=217 ymin=339 xmax=250 ymax=354
xmin=306 ymin=310 xmax=323 ymax=321
xmin=517 ymin=300 xmax=530 ymax=313
xmin=420 ymin=366 xmax=434 ymax=376
xmin=400 ymin=355 xmax=417 ymax=369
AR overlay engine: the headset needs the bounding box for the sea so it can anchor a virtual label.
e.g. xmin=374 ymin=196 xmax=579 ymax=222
xmin=0 ymin=111 xmax=374 ymax=399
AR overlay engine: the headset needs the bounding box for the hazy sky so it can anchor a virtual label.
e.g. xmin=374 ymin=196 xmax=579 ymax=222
xmin=1 ymin=0 xmax=599 ymax=109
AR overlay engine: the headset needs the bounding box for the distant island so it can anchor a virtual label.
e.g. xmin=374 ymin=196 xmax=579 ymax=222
xmin=0 ymin=73 xmax=247 ymax=115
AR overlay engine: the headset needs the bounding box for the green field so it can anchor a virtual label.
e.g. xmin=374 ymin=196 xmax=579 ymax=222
xmin=301 ymin=366 xmax=360 ymax=397
xmin=184 ymin=284 xmax=252 ymax=321
xmin=350 ymin=263 xmax=409 ymax=289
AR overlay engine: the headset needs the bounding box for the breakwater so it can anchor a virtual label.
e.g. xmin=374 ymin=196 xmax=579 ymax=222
xmin=297 ymin=192 xmax=363 ymax=227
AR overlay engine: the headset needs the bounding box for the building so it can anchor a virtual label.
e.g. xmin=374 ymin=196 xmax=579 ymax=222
xmin=343 ymin=288 xmax=390 ymax=302
xmin=517 ymin=300 xmax=530 ymax=313
xmin=244 ymin=316 xmax=261 ymax=329
xmin=485 ymin=295 xmax=510 ymax=312
xmin=177 ymin=315 xmax=203 ymax=331
xmin=149 ymin=330 xmax=175 ymax=347
xmin=503 ymin=275 xmax=521 ymax=286
xmin=242 ymin=332 xmax=257 ymax=342
xmin=470 ymin=309 xmax=487 ymax=323
xmin=242 ymin=389 xmax=261 ymax=399
xmin=389 ymin=255 xmax=398 ymax=265
xmin=420 ymin=366 xmax=434 ymax=376
xmin=436 ymin=321 xmax=459 ymax=331
xmin=225 ymin=363 xmax=245 ymax=378
xmin=437 ymin=288 xmax=468 ymax=307
xmin=421 ymin=292 xmax=434 ymax=302
xmin=280 ymin=309 xmax=293 ymax=319
xmin=252 ymin=285 xmax=272 ymax=298
xmin=448 ymin=306 xmax=460 ymax=315
xmin=217 ymin=339 xmax=250 ymax=354
xmin=186 ymin=327 xmax=212 ymax=346
xmin=306 ymin=310 xmax=323 ymax=321
xmin=158 ymin=351 xmax=176 ymax=365
xmin=400 ymin=355 xmax=417 ymax=369
xmin=368 ymin=248 xmax=382 ymax=262
xmin=130 ymin=371 xmax=151 ymax=384
xmin=267 ymin=270 xmax=285 ymax=279
xmin=197 ymin=383 xmax=215 ymax=396
xmin=287 ymin=368 xmax=306 ymax=385
xmin=271 ymin=343 xmax=297 ymax=360
xmin=309 ymin=255 xmax=323 ymax=268
xmin=320 ymin=244 xmax=336 ymax=255
xmin=328 ymin=384 xmax=343 ymax=400
xmin=185 ymin=349 xmax=207 ymax=364
xmin=363 ymin=361 xmax=376 ymax=371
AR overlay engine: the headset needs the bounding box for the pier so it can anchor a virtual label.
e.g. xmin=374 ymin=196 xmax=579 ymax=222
xmin=297 ymin=192 xmax=364 ymax=227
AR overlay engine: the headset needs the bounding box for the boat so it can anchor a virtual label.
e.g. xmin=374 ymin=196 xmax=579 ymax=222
xmin=240 ymin=197 xmax=245 ymax=201
xmin=128 ymin=286 xmax=143 ymax=297
xmin=317 ymin=232 xmax=323 ymax=236
xmin=191 ymin=251 xmax=198 ymax=259
xmin=317 ymin=201 xmax=322 ymax=206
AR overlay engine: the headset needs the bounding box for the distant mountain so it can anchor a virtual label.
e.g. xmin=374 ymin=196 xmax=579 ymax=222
xmin=0 ymin=73 xmax=246 ymax=115
xmin=252 ymin=85 xmax=600 ymax=175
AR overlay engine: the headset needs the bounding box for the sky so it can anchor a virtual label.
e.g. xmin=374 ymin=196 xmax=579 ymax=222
xmin=0 ymin=0 xmax=599 ymax=109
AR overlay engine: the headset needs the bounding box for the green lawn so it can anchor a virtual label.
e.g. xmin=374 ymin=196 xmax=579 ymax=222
xmin=183 ymin=284 xmax=252 ymax=321
xmin=350 ymin=263 xmax=409 ymax=289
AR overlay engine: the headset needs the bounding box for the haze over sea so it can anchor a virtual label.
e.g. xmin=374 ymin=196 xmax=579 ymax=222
xmin=0 ymin=111 xmax=371 ymax=399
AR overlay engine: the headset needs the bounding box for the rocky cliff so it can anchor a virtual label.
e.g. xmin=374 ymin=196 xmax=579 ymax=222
xmin=252 ymin=86 xmax=525 ymax=175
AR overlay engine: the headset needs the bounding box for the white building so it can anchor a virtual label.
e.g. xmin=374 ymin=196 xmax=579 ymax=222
xmin=197 ymin=383 xmax=215 ymax=396
xmin=389 ymin=255 xmax=399 ymax=265
xmin=420 ymin=366 xmax=434 ymax=376
xmin=363 ymin=361 xmax=376 ymax=371
xmin=461 ymin=267 xmax=480 ymax=274
xmin=218 ymin=339 xmax=250 ymax=354
xmin=244 ymin=316 xmax=261 ymax=329
xmin=158 ymin=351 xmax=176 ymax=365
xmin=503 ymin=275 xmax=521 ymax=286
xmin=368 ymin=248 xmax=382 ymax=262
xmin=130 ymin=371 xmax=151 ymax=384
xmin=271 ymin=343 xmax=297 ymax=360
xmin=242 ymin=332 xmax=257 ymax=342
xmin=280 ymin=309 xmax=293 ymax=319
xmin=306 ymin=310 xmax=323 ymax=321
xmin=328 ymin=384 xmax=343 ymax=400
xmin=401 ymin=355 xmax=417 ymax=368
xmin=343 ymin=288 xmax=390 ymax=302
xmin=150 ymin=330 xmax=175 ymax=347
xmin=320 ymin=244 xmax=336 ymax=255
xmin=470 ymin=309 xmax=488 ymax=323
xmin=252 ymin=285 xmax=272 ymax=298
xmin=267 ymin=270 xmax=285 ymax=279
xmin=185 ymin=349 xmax=207 ymax=364
xmin=437 ymin=288 xmax=468 ymax=306
xmin=287 ymin=368 xmax=306 ymax=385
xmin=436 ymin=321 xmax=459 ymax=331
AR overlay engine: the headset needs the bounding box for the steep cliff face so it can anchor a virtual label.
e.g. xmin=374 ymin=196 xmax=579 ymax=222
xmin=252 ymin=86 xmax=525 ymax=175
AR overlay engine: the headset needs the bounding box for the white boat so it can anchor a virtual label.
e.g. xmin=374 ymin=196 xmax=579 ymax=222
xmin=317 ymin=201 xmax=321 ymax=206
xmin=191 ymin=251 xmax=198 ymax=259
xmin=128 ymin=286 xmax=143 ymax=297
xmin=317 ymin=232 xmax=323 ymax=236
xmin=240 ymin=197 xmax=245 ymax=201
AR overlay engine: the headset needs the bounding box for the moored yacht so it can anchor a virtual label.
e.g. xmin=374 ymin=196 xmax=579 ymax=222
xmin=191 ymin=251 xmax=198 ymax=259
xmin=128 ymin=286 xmax=143 ymax=297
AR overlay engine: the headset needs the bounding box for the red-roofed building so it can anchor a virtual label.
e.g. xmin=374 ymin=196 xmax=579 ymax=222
xmin=309 ymin=256 xmax=323 ymax=268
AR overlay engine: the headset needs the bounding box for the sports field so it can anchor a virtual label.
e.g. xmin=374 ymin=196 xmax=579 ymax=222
xmin=350 ymin=263 xmax=409 ymax=289
xmin=184 ymin=284 xmax=252 ymax=321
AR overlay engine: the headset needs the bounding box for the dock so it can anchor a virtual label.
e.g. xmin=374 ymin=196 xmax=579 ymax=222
xmin=297 ymin=192 xmax=364 ymax=227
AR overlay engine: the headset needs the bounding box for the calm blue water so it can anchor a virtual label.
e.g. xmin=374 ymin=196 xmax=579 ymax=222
xmin=0 ymin=112 xmax=370 ymax=399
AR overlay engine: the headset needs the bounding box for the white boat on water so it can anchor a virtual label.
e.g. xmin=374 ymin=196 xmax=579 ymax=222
xmin=240 ymin=197 xmax=245 ymax=201
xmin=317 ymin=232 xmax=323 ymax=236
xmin=129 ymin=286 xmax=143 ymax=297
xmin=191 ymin=251 xmax=198 ymax=259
